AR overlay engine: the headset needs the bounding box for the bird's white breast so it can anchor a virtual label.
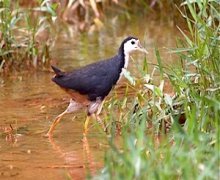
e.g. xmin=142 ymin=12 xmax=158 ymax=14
xmin=116 ymin=52 xmax=130 ymax=84
xmin=123 ymin=52 xmax=130 ymax=69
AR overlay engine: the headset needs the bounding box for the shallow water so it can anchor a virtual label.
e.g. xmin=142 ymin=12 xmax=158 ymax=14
xmin=0 ymin=73 xmax=106 ymax=179
xmin=0 ymin=13 xmax=181 ymax=179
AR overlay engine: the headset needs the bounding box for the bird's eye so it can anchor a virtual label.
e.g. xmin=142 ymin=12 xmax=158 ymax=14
xmin=131 ymin=41 xmax=135 ymax=45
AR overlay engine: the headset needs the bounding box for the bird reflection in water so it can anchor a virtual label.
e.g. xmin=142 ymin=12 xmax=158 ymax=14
xmin=47 ymin=135 xmax=100 ymax=179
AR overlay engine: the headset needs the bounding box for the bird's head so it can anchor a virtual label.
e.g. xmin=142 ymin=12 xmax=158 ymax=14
xmin=120 ymin=36 xmax=148 ymax=55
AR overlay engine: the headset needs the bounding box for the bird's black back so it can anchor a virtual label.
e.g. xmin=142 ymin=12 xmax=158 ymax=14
xmin=52 ymin=54 xmax=125 ymax=101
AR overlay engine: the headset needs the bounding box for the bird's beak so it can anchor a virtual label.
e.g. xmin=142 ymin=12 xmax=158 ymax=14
xmin=137 ymin=40 xmax=148 ymax=54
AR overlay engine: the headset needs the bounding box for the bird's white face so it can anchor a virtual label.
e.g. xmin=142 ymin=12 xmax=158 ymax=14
xmin=123 ymin=38 xmax=148 ymax=55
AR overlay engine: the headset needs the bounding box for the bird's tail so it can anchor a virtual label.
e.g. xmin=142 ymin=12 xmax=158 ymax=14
xmin=51 ymin=65 xmax=64 ymax=77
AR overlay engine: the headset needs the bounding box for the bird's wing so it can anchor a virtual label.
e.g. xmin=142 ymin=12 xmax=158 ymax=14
xmin=52 ymin=58 xmax=120 ymax=100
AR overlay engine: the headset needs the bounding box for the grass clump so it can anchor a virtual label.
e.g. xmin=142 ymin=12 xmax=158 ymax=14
xmin=0 ymin=0 xmax=56 ymax=73
xmin=94 ymin=0 xmax=220 ymax=179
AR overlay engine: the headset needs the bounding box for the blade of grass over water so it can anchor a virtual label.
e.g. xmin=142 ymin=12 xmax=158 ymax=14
xmin=155 ymin=47 xmax=164 ymax=78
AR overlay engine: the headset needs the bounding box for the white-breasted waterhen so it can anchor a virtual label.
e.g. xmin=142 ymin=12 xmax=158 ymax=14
xmin=45 ymin=36 xmax=147 ymax=137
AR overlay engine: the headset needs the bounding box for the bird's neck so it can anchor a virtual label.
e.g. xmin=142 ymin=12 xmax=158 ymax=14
xmin=114 ymin=47 xmax=130 ymax=85
xmin=123 ymin=51 xmax=130 ymax=69
xmin=118 ymin=47 xmax=130 ymax=69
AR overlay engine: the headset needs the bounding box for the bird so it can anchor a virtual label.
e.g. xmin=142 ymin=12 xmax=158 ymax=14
xmin=45 ymin=36 xmax=148 ymax=137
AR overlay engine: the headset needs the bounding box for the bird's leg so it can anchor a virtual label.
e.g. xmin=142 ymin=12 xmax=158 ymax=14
xmin=45 ymin=99 xmax=83 ymax=137
xmin=95 ymin=100 xmax=107 ymax=132
xmin=45 ymin=110 xmax=67 ymax=137
xmin=84 ymin=114 xmax=105 ymax=135
xmin=84 ymin=115 xmax=91 ymax=134
xmin=96 ymin=99 xmax=105 ymax=116
xmin=84 ymin=97 xmax=102 ymax=134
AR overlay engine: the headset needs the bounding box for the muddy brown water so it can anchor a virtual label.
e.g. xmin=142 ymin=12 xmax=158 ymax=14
xmin=0 ymin=15 xmax=181 ymax=179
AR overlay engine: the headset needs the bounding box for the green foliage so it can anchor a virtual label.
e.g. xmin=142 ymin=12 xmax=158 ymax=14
xmin=94 ymin=0 xmax=219 ymax=179
xmin=169 ymin=0 xmax=220 ymax=131
xmin=0 ymin=0 xmax=56 ymax=72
